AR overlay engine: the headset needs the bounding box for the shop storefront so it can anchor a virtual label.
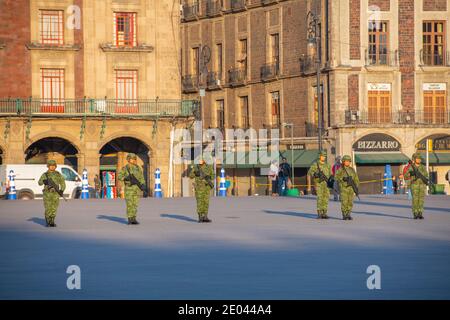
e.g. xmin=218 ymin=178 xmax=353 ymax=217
xmin=353 ymin=133 xmax=409 ymax=194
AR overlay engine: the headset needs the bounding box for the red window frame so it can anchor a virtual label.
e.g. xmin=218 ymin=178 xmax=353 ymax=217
xmin=115 ymin=70 xmax=138 ymax=113
xmin=41 ymin=69 xmax=65 ymax=113
xmin=40 ymin=10 xmax=64 ymax=45
xmin=114 ymin=12 xmax=137 ymax=47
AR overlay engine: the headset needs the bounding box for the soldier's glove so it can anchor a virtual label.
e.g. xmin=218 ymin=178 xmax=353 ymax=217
xmin=43 ymin=179 xmax=49 ymax=185
xmin=313 ymin=173 xmax=320 ymax=179
xmin=343 ymin=177 xmax=349 ymax=182
xmin=143 ymin=190 xmax=149 ymax=198
xmin=409 ymin=171 xmax=416 ymax=177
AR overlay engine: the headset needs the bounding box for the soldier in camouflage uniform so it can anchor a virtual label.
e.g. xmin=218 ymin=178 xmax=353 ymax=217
xmin=335 ymin=155 xmax=360 ymax=221
xmin=404 ymin=153 xmax=428 ymax=220
xmin=38 ymin=159 xmax=66 ymax=227
xmin=307 ymin=151 xmax=331 ymax=219
xmin=189 ymin=158 xmax=214 ymax=223
xmin=118 ymin=153 xmax=146 ymax=225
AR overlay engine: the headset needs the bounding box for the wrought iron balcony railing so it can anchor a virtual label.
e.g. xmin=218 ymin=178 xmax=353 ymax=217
xmin=206 ymin=0 xmax=223 ymax=17
xmin=0 ymin=98 xmax=199 ymax=117
xmin=420 ymin=50 xmax=450 ymax=67
xmin=342 ymin=109 xmax=450 ymax=125
xmin=261 ymin=0 xmax=279 ymax=5
xmin=228 ymin=68 xmax=247 ymax=86
xmin=182 ymin=2 xmax=200 ymax=21
xmin=260 ymin=62 xmax=279 ymax=81
xmin=365 ymin=49 xmax=399 ymax=67
xmin=231 ymin=0 xmax=247 ymax=12
xmin=182 ymin=75 xmax=199 ymax=93
xmin=206 ymin=71 xmax=223 ymax=89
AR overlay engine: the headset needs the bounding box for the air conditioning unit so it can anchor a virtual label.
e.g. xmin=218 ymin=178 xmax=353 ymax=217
xmin=350 ymin=110 xmax=359 ymax=121
xmin=216 ymin=79 xmax=221 ymax=86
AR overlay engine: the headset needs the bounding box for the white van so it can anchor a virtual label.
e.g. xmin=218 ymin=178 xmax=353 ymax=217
xmin=0 ymin=164 xmax=89 ymax=200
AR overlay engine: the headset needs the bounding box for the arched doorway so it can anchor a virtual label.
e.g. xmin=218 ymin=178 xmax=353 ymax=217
xmin=25 ymin=137 xmax=79 ymax=171
xmin=99 ymin=137 xmax=151 ymax=197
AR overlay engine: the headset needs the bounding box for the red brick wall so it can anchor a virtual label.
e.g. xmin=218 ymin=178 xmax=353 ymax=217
xmin=74 ymin=0 xmax=84 ymax=98
xmin=423 ymin=0 xmax=447 ymax=11
xmin=348 ymin=74 xmax=359 ymax=111
xmin=399 ymin=0 xmax=415 ymax=112
xmin=0 ymin=0 xmax=31 ymax=98
xmin=369 ymin=0 xmax=391 ymax=11
xmin=349 ymin=0 xmax=361 ymax=60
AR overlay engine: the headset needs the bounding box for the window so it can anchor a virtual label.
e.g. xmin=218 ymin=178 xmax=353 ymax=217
xmin=61 ymin=168 xmax=78 ymax=181
xmin=40 ymin=10 xmax=64 ymax=45
xmin=115 ymin=70 xmax=138 ymax=113
xmin=368 ymin=21 xmax=389 ymax=65
xmin=192 ymin=47 xmax=200 ymax=75
xmin=216 ymin=43 xmax=223 ymax=79
xmin=239 ymin=39 xmax=248 ymax=74
xmin=423 ymin=21 xmax=446 ymax=66
xmin=271 ymin=91 xmax=280 ymax=127
xmin=424 ymin=87 xmax=447 ymax=124
xmin=114 ymin=12 xmax=137 ymax=47
xmin=368 ymin=87 xmax=392 ymax=123
xmin=270 ymin=33 xmax=280 ymax=68
xmin=240 ymin=96 xmax=249 ymax=128
xmin=41 ymin=69 xmax=64 ymax=113
xmin=216 ymin=100 xmax=225 ymax=130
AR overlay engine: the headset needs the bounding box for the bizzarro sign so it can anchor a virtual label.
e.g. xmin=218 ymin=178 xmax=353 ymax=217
xmin=353 ymin=133 xmax=401 ymax=152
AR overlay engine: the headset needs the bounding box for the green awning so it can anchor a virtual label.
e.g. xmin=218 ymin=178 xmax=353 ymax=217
xmin=355 ymin=153 xmax=409 ymax=164
xmin=427 ymin=152 xmax=450 ymax=165
xmin=219 ymin=150 xmax=320 ymax=168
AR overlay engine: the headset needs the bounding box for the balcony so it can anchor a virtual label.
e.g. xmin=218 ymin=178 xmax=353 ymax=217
xmin=342 ymin=109 xmax=450 ymax=126
xmin=227 ymin=68 xmax=247 ymax=87
xmin=365 ymin=49 xmax=398 ymax=68
xmin=182 ymin=3 xmax=200 ymax=21
xmin=261 ymin=0 xmax=279 ymax=5
xmin=230 ymin=0 xmax=247 ymax=12
xmin=182 ymin=75 xmax=199 ymax=93
xmin=260 ymin=62 xmax=279 ymax=81
xmin=300 ymin=55 xmax=317 ymax=75
xmin=0 ymin=98 xmax=199 ymax=118
xmin=206 ymin=0 xmax=223 ymax=17
xmin=420 ymin=50 xmax=450 ymax=67
xmin=206 ymin=71 xmax=223 ymax=90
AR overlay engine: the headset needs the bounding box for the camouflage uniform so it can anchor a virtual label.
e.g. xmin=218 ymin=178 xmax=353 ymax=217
xmin=189 ymin=163 xmax=214 ymax=222
xmin=118 ymin=153 xmax=145 ymax=222
xmin=307 ymin=151 xmax=331 ymax=219
xmin=335 ymin=155 xmax=360 ymax=220
xmin=404 ymin=153 xmax=428 ymax=219
xmin=38 ymin=160 xmax=66 ymax=226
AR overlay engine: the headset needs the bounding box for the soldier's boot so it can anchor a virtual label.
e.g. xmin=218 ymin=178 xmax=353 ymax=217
xmin=347 ymin=215 xmax=353 ymax=221
xmin=202 ymin=216 xmax=212 ymax=223
xmin=317 ymin=211 xmax=323 ymax=219
xmin=128 ymin=218 xmax=133 ymax=225
xmin=130 ymin=217 xmax=139 ymax=225
xmin=413 ymin=211 xmax=419 ymax=219
xmin=48 ymin=217 xmax=56 ymax=227
xmin=198 ymin=215 xmax=205 ymax=223
xmin=322 ymin=212 xmax=329 ymax=219
xmin=45 ymin=217 xmax=51 ymax=227
xmin=418 ymin=213 xmax=424 ymax=220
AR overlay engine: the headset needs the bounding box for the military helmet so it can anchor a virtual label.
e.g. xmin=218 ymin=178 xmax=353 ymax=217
xmin=319 ymin=151 xmax=327 ymax=157
xmin=47 ymin=159 xmax=57 ymax=167
xmin=341 ymin=155 xmax=352 ymax=162
xmin=412 ymin=153 xmax=422 ymax=160
xmin=127 ymin=153 xmax=137 ymax=160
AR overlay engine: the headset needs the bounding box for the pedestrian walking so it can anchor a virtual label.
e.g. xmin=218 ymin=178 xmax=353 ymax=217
xmin=278 ymin=157 xmax=292 ymax=196
xmin=269 ymin=160 xmax=279 ymax=196
xmin=94 ymin=174 xmax=102 ymax=199
xmin=332 ymin=156 xmax=341 ymax=201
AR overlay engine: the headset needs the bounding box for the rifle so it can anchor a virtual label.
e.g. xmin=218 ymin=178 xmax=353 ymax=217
xmin=408 ymin=160 xmax=432 ymax=186
xmin=342 ymin=166 xmax=361 ymax=201
xmin=314 ymin=161 xmax=334 ymax=189
xmin=126 ymin=166 xmax=149 ymax=198
xmin=194 ymin=165 xmax=214 ymax=189
xmin=44 ymin=173 xmax=67 ymax=202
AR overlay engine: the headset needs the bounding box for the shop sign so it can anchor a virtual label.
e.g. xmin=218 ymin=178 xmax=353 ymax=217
xmin=353 ymin=133 xmax=401 ymax=152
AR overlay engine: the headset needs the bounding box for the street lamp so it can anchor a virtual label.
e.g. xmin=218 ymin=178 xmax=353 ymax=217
xmin=283 ymin=123 xmax=294 ymax=186
xmin=307 ymin=9 xmax=323 ymax=152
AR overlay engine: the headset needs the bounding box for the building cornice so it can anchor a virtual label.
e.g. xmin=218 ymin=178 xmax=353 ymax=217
xmin=99 ymin=43 xmax=154 ymax=53
xmin=26 ymin=43 xmax=81 ymax=51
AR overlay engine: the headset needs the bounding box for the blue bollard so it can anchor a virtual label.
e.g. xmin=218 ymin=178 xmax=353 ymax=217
xmin=81 ymin=168 xmax=89 ymax=199
xmin=219 ymin=168 xmax=227 ymax=197
xmin=383 ymin=165 xmax=394 ymax=195
xmin=154 ymin=168 xmax=162 ymax=198
xmin=7 ymin=170 xmax=17 ymax=200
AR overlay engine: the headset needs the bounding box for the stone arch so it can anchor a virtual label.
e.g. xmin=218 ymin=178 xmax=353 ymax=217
xmin=25 ymin=131 xmax=82 ymax=154
xmin=413 ymin=132 xmax=450 ymax=147
xmin=353 ymin=130 xmax=405 ymax=149
xmin=99 ymin=132 xmax=153 ymax=153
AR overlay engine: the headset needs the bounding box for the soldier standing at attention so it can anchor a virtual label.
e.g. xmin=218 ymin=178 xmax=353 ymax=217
xmin=189 ymin=158 xmax=214 ymax=223
xmin=308 ymin=151 xmax=331 ymax=219
xmin=335 ymin=155 xmax=360 ymax=221
xmin=38 ymin=160 xmax=66 ymax=227
xmin=118 ymin=153 xmax=145 ymax=225
xmin=404 ymin=153 xmax=429 ymax=220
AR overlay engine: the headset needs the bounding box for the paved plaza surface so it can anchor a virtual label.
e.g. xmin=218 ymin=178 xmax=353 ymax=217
xmin=0 ymin=195 xmax=449 ymax=299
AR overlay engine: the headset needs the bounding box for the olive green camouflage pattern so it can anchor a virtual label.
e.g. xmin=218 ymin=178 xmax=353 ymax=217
xmin=118 ymin=164 xmax=145 ymax=218
xmin=189 ymin=163 xmax=214 ymax=218
xmin=404 ymin=162 xmax=428 ymax=218
xmin=38 ymin=170 xmax=66 ymax=222
xmin=335 ymin=166 xmax=360 ymax=218
xmin=308 ymin=161 xmax=331 ymax=217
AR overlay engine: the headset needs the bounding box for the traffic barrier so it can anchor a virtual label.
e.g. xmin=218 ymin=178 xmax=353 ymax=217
xmin=154 ymin=168 xmax=162 ymax=198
